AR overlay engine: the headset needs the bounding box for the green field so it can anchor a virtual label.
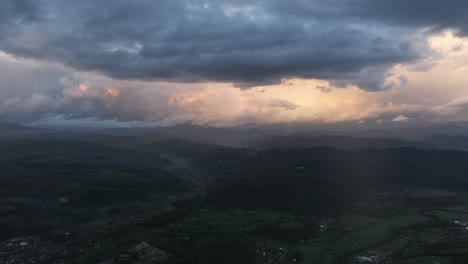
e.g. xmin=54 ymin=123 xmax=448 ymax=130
xmin=298 ymin=214 xmax=428 ymax=264
xmin=427 ymin=209 xmax=468 ymax=222
xmin=341 ymin=213 xmax=380 ymax=231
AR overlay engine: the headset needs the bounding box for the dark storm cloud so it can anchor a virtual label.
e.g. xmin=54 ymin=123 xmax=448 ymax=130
xmin=0 ymin=0 xmax=40 ymax=23
xmin=0 ymin=0 xmax=41 ymax=39
xmin=0 ymin=0 xmax=466 ymax=90
xmin=267 ymin=0 xmax=468 ymax=35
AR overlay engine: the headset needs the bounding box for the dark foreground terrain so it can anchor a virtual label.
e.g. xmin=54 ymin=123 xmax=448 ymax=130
xmin=3 ymin=129 xmax=468 ymax=263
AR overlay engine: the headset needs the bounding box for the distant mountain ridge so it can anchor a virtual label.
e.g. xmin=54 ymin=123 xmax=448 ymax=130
xmin=0 ymin=122 xmax=54 ymax=137
xmin=3 ymin=122 xmax=468 ymax=151
xmin=243 ymin=134 xmax=436 ymax=150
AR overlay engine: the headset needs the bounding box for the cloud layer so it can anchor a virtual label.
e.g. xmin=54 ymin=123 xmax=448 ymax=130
xmin=1 ymin=0 xmax=459 ymax=90
xmin=1 ymin=1 xmax=468 ymax=126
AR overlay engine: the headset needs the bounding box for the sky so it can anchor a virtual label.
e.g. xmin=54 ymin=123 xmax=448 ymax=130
xmin=1 ymin=0 xmax=468 ymax=128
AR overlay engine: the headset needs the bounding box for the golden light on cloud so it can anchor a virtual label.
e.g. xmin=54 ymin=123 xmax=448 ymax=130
xmin=1 ymin=31 xmax=468 ymax=126
xmin=0 ymin=51 xmax=16 ymax=62
xmin=159 ymin=30 xmax=468 ymax=127
xmin=163 ymin=79 xmax=378 ymax=126
xmin=428 ymin=31 xmax=465 ymax=55
xmin=105 ymin=87 xmax=120 ymax=97
xmin=79 ymin=84 xmax=89 ymax=93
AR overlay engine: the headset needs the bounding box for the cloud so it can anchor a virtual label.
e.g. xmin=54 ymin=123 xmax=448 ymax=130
xmin=267 ymin=0 xmax=468 ymax=36
xmin=0 ymin=29 xmax=467 ymax=127
xmin=432 ymin=97 xmax=468 ymax=120
xmin=316 ymin=85 xmax=332 ymax=93
xmin=0 ymin=76 xmax=185 ymax=123
xmin=0 ymin=0 xmax=443 ymax=90
xmin=0 ymin=50 xmax=457 ymax=127
xmin=1 ymin=2 xmax=468 ymax=126
xmin=0 ymin=59 xmax=403 ymax=126
xmin=0 ymin=57 xmax=305 ymax=126
xmin=0 ymin=0 xmax=40 ymax=25
xmin=391 ymin=115 xmax=410 ymax=122
xmin=355 ymin=102 xmax=424 ymax=121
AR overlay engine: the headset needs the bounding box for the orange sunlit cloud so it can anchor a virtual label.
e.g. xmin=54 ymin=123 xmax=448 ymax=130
xmin=1 ymin=31 xmax=468 ymax=126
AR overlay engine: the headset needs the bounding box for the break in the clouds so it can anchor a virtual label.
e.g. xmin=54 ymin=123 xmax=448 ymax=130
xmin=1 ymin=1 xmax=468 ymax=126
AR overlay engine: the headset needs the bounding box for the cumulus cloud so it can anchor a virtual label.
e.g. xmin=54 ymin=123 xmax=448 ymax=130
xmin=0 ymin=55 xmax=303 ymax=126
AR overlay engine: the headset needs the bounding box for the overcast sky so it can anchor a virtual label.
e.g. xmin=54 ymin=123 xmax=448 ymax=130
xmin=1 ymin=0 xmax=468 ymax=127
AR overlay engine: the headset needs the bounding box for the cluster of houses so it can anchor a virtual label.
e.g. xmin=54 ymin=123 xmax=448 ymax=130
xmin=453 ymin=220 xmax=468 ymax=230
